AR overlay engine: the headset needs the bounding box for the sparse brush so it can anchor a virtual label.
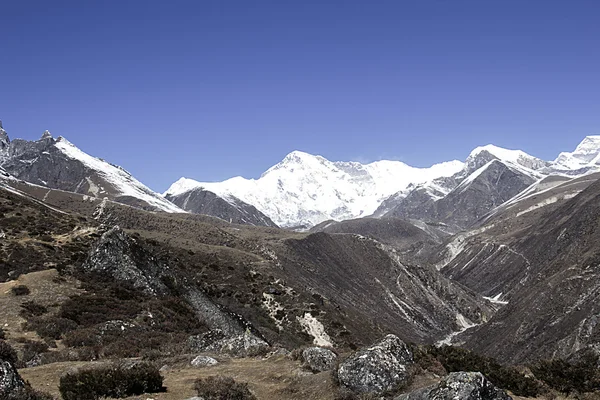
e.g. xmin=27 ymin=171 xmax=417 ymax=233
xmin=59 ymin=362 xmax=164 ymax=400
xmin=194 ymin=376 xmax=257 ymax=400
xmin=11 ymin=285 xmax=30 ymax=296
xmin=0 ymin=339 xmax=18 ymax=364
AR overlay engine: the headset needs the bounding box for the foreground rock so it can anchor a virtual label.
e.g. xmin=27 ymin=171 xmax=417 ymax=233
xmin=0 ymin=358 xmax=25 ymax=397
xmin=396 ymin=372 xmax=512 ymax=400
xmin=302 ymin=347 xmax=337 ymax=372
xmin=337 ymin=334 xmax=413 ymax=394
xmin=188 ymin=329 xmax=270 ymax=357
xmin=191 ymin=355 xmax=218 ymax=367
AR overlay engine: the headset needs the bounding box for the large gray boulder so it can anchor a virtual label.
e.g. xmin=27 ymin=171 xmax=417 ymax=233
xmin=302 ymin=347 xmax=337 ymax=372
xmin=188 ymin=329 xmax=269 ymax=357
xmin=396 ymin=372 xmax=512 ymax=400
xmin=337 ymin=334 xmax=413 ymax=394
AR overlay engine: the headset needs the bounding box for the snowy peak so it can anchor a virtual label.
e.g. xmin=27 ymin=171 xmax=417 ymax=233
xmin=167 ymin=151 xmax=465 ymax=228
xmin=1 ymin=128 xmax=183 ymax=213
xmin=554 ymin=135 xmax=600 ymax=170
xmin=467 ymin=144 xmax=548 ymax=172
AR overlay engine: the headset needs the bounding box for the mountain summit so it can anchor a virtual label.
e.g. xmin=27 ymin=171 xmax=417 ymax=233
xmin=167 ymin=137 xmax=600 ymax=229
xmin=165 ymin=151 xmax=464 ymax=229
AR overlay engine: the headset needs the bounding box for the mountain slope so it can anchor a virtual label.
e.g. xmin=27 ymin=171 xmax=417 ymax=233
xmin=0 ymin=130 xmax=182 ymax=213
xmin=381 ymin=154 xmax=540 ymax=231
xmin=166 ymin=151 xmax=464 ymax=229
xmin=436 ymin=172 xmax=599 ymax=301
xmin=458 ymin=178 xmax=600 ymax=363
xmin=165 ymin=187 xmax=277 ymax=227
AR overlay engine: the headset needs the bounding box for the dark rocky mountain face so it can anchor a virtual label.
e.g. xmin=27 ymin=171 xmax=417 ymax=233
xmin=309 ymin=217 xmax=444 ymax=260
xmin=437 ymin=172 xmax=599 ymax=301
xmin=165 ymin=187 xmax=277 ymax=227
xmin=0 ymin=131 xmax=180 ymax=212
xmin=274 ymin=232 xmax=494 ymax=344
xmin=452 ymin=178 xmax=600 ymax=363
xmin=383 ymin=160 xmax=537 ymax=231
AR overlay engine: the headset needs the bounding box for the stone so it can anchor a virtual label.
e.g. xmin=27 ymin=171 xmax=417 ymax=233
xmin=396 ymin=372 xmax=512 ymax=400
xmin=0 ymin=359 xmax=25 ymax=397
xmin=337 ymin=334 xmax=413 ymax=394
xmin=191 ymin=355 xmax=218 ymax=367
xmin=302 ymin=347 xmax=337 ymax=372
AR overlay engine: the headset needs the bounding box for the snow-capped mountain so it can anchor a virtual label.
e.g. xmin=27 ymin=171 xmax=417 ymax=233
xmin=167 ymin=137 xmax=600 ymax=230
xmin=552 ymin=135 xmax=600 ymax=174
xmin=0 ymin=129 xmax=183 ymax=213
xmin=165 ymin=151 xmax=464 ymax=229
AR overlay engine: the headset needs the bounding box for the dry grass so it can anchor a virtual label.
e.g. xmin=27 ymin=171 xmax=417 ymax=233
xmin=21 ymin=355 xmax=337 ymax=400
xmin=0 ymin=269 xmax=84 ymax=344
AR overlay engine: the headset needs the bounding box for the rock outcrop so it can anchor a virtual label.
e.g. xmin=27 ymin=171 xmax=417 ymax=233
xmin=302 ymin=347 xmax=337 ymax=372
xmin=0 ymin=352 xmax=25 ymax=397
xmin=396 ymin=372 xmax=512 ymax=400
xmin=337 ymin=334 xmax=413 ymax=394
xmin=81 ymin=226 xmax=269 ymax=353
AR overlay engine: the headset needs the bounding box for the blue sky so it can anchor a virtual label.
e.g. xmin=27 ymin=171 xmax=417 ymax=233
xmin=1 ymin=1 xmax=599 ymax=192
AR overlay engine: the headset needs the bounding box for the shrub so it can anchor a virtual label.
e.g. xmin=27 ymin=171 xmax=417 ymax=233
xmin=7 ymin=385 xmax=55 ymax=400
xmin=25 ymin=316 xmax=78 ymax=340
xmin=20 ymin=301 xmax=48 ymax=317
xmin=0 ymin=327 xmax=5 ymax=340
xmin=59 ymin=295 xmax=141 ymax=327
xmin=11 ymin=285 xmax=30 ymax=296
xmin=420 ymin=345 xmax=542 ymax=397
xmin=531 ymin=357 xmax=600 ymax=394
xmin=20 ymin=340 xmax=49 ymax=365
xmin=194 ymin=376 xmax=257 ymax=400
xmin=0 ymin=339 xmax=18 ymax=364
xmin=59 ymin=362 xmax=164 ymax=400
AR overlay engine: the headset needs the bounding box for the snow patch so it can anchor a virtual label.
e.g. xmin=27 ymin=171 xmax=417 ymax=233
xmin=296 ymin=313 xmax=332 ymax=347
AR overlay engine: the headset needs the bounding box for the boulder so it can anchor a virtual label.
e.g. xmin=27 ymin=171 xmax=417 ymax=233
xmin=188 ymin=329 xmax=269 ymax=357
xmin=302 ymin=347 xmax=337 ymax=372
xmin=396 ymin=372 xmax=512 ymax=400
xmin=337 ymin=334 xmax=413 ymax=394
xmin=0 ymin=359 xmax=25 ymax=397
xmin=191 ymin=355 xmax=218 ymax=367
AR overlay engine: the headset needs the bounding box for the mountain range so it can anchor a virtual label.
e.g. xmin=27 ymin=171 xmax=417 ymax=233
xmin=2 ymin=120 xmax=600 ymax=233
xmin=3 ymin=118 xmax=600 ymax=397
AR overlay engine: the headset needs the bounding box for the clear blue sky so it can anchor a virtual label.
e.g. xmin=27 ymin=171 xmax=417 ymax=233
xmin=1 ymin=1 xmax=599 ymax=192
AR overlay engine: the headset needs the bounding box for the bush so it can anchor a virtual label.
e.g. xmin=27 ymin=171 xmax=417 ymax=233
xmin=0 ymin=327 xmax=5 ymax=340
xmin=0 ymin=339 xmax=18 ymax=364
xmin=420 ymin=345 xmax=542 ymax=397
xmin=20 ymin=301 xmax=48 ymax=317
xmin=7 ymin=385 xmax=55 ymax=400
xmin=25 ymin=316 xmax=78 ymax=340
xmin=531 ymin=356 xmax=600 ymax=394
xmin=21 ymin=340 xmax=49 ymax=365
xmin=59 ymin=362 xmax=164 ymax=400
xmin=59 ymin=295 xmax=141 ymax=327
xmin=194 ymin=376 xmax=257 ymax=400
xmin=11 ymin=285 xmax=30 ymax=296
